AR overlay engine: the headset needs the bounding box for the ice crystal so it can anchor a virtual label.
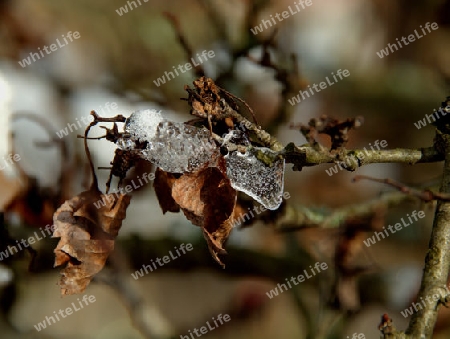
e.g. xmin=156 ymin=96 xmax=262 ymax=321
xmin=117 ymin=109 xmax=219 ymax=173
xmin=123 ymin=109 xmax=164 ymax=142
xmin=224 ymin=147 xmax=285 ymax=210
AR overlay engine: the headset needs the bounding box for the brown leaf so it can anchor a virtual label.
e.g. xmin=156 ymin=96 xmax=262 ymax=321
xmin=186 ymin=77 xmax=223 ymax=120
xmin=4 ymin=177 xmax=56 ymax=228
xmin=153 ymin=168 xmax=180 ymax=214
xmin=202 ymin=206 xmax=242 ymax=266
xmin=170 ymin=166 xmax=237 ymax=267
xmin=53 ymin=188 xmax=131 ymax=295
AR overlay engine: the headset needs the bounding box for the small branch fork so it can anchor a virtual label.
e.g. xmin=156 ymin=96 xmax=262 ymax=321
xmin=77 ymin=110 xmax=127 ymax=192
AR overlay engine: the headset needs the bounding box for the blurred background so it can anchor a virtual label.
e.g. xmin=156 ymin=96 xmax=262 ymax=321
xmin=0 ymin=0 xmax=449 ymax=338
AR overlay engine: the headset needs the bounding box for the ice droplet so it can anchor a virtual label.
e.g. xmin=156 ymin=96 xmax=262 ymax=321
xmin=118 ymin=109 xmax=219 ymax=173
xmin=224 ymin=148 xmax=285 ymax=210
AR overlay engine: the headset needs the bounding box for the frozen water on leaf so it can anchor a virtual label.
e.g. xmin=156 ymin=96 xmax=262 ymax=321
xmin=124 ymin=109 xmax=164 ymax=142
xmin=224 ymin=147 xmax=285 ymax=210
xmin=117 ymin=109 xmax=219 ymax=173
xmin=143 ymin=120 xmax=219 ymax=173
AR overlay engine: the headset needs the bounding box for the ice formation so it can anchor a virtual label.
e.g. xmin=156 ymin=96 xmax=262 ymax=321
xmin=117 ymin=109 xmax=219 ymax=173
xmin=116 ymin=109 xmax=285 ymax=210
xmin=224 ymin=148 xmax=285 ymax=210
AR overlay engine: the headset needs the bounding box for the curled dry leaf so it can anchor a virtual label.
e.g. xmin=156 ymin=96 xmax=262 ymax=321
xmin=154 ymin=163 xmax=237 ymax=267
xmin=53 ymin=188 xmax=131 ymax=295
xmin=185 ymin=76 xmax=224 ymax=120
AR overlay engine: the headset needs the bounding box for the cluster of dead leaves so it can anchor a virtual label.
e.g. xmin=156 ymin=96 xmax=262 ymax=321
xmin=51 ymin=75 xmax=278 ymax=294
xmin=50 ymin=106 xmax=252 ymax=295
xmin=51 ymin=149 xmax=245 ymax=296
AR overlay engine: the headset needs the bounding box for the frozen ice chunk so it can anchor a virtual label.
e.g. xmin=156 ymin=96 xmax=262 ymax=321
xmin=124 ymin=109 xmax=164 ymax=142
xmin=225 ymin=147 xmax=285 ymax=210
xmin=118 ymin=109 xmax=219 ymax=173
xmin=142 ymin=120 xmax=219 ymax=173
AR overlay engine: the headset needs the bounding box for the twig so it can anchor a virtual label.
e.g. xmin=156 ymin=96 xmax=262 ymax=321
xmin=164 ymin=12 xmax=205 ymax=78
xmin=10 ymin=112 xmax=69 ymax=203
xmin=283 ymin=143 xmax=443 ymax=171
xmin=78 ymin=111 xmax=127 ymax=192
xmin=272 ymin=190 xmax=416 ymax=231
xmin=353 ymin=175 xmax=450 ymax=202
xmin=82 ymin=111 xmax=101 ymax=191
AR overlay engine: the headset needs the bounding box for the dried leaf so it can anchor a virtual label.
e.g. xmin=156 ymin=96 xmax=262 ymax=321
xmin=186 ymin=77 xmax=224 ymax=120
xmin=170 ymin=166 xmax=237 ymax=267
xmin=153 ymin=168 xmax=180 ymax=214
xmin=53 ymin=188 xmax=131 ymax=295
xmin=5 ymin=177 xmax=55 ymax=227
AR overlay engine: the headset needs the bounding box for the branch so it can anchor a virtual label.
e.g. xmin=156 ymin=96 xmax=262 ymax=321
xmin=353 ymin=175 xmax=450 ymax=202
xmin=283 ymin=143 xmax=443 ymax=171
xmin=268 ymin=190 xmax=417 ymax=231
xmin=405 ymin=131 xmax=450 ymax=338
xmin=185 ymin=77 xmax=444 ymax=169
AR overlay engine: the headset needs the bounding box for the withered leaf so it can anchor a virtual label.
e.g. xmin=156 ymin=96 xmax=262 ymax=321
xmin=170 ymin=166 xmax=237 ymax=267
xmin=153 ymin=168 xmax=180 ymax=214
xmin=53 ymin=188 xmax=131 ymax=295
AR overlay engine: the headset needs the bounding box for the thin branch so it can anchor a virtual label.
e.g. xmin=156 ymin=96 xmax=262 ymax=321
xmin=271 ymin=190 xmax=417 ymax=231
xmin=405 ymin=131 xmax=450 ymax=338
xmin=185 ymin=78 xmax=444 ymax=169
xmin=283 ymin=144 xmax=443 ymax=171
xmin=164 ymin=12 xmax=205 ymax=78
xmin=353 ymin=175 xmax=450 ymax=202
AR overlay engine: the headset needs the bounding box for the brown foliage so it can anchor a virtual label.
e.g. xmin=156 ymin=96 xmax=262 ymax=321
xmin=154 ymin=161 xmax=237 ymax=267
xmin=53 ymin=187 xmax=131 ymax=295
